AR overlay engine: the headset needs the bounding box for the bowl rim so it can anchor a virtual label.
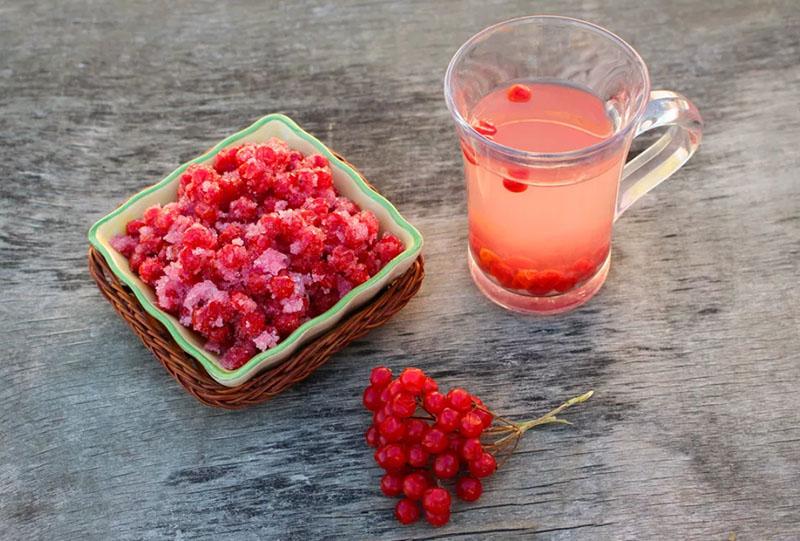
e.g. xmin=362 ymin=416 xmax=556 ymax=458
xmin=88 ymin=113 xmax=423 ymax=384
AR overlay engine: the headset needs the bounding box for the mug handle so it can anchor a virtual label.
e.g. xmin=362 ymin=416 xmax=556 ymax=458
xmin=615 ymin=90 xmax=703 ymax=220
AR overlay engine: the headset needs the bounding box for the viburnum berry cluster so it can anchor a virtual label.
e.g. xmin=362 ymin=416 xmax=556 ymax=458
xmin=110 ymin=137 xmax=405 ymax=368
xmin=363 ymin=366 xmax=592 ymax=527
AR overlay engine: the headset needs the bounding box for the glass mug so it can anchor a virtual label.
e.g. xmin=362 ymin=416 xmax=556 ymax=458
xmin=444 ymin=16 xmax=702 ymax=315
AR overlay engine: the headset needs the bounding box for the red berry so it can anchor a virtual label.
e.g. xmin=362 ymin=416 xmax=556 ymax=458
xmin=507 ymin=83 xmax=533 ymax=102
xmin=472 ymin=119 xmax=497 ymax=137
xmin=459 ymin=411 xmax=484 ymax=439
xmin=405 ymin=418 xmax=428 ymax=443
xmin=381 ymin=444 xmax=407 ymax=472
xmin=456 ymin=476 xmax=483 ymax=502
xmin=399 ymin=368 xmax=426 ymax=395
xmin=469 ymin=452 xmax=497 ymax=478
xmin=503 ymin=178 xmax=528 ymax=193
xmin=447 ymin=388 xmax=473 ymax=412
xmin=423 ymin=391 xmax=447 ymax=415
xmin=380 ymin=472 xmax=404 ymax=497
xmin=433 ymin=451 xmax=460 ymax=479
xmin=395 ymin=499 xmax=420 ymax=525
xmin=402 ymin=472 xmax=429 ymax=500
xmin=422 ymin=487 xmax=451 ymax=515
xmin=373 ymin=407 xmax=389 ymax=426
xmin=407 ymin=444 xmax=430 ymax=468
xmin=460 ymin=438 xmax=483 ymax=462
xmin=379 ymin=416 xmax=406 ymax=443
xmin=370 ymin=366 xmax=392 ymax=388
xmin=386 ymin=379 xmax=404 ymax=398
xmin=421 ymin=428 xmax=449 ymax=454
xmin=473 ymin=407 xmax=493 ymax=429
xmin=362 ymin=386 xmax=382 ymax=412
xmin=365 ymin=426 xmax=379 ymax=448
xmin=424 ymin=510 xmax=450 ymax=527
xmin=422 ymin=377 xmax=438 ymax=394
xmin=391 ymin=392 xmax=417 ymax=418
xmin=435 ymin=408 xmax=461 ymax=433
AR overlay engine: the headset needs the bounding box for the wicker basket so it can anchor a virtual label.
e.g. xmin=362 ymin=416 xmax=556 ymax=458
xmin=87 ymin=158 xmax=424 ymax=409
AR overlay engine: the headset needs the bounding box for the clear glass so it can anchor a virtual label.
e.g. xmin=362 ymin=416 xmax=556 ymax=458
xmin=444 ymin=16 xmax=702 ymax=315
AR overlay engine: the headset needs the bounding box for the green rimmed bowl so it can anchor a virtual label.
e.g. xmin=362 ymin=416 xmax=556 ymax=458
xmin=88 ymin=114 xmax=423 ymax=387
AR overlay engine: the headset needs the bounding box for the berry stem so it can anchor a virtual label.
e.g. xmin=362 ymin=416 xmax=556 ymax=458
xmin=481 ymin=390 xmax=594 ymax=464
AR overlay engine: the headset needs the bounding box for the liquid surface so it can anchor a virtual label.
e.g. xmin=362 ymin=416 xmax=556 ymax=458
xmin=464 ymin=82 xmax=626 ymax=296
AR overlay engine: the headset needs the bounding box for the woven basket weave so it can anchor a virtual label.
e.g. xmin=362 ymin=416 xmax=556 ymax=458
xmin=88 ymin=158 xmax=424 ymax=409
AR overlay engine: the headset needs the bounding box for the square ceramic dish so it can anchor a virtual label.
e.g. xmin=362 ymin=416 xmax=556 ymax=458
xmin=88 ymin=114 xmax=423 ymax=387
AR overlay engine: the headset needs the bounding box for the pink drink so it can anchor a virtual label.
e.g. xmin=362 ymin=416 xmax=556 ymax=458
xmin=465 ymin=82 xmax=626 ymax=296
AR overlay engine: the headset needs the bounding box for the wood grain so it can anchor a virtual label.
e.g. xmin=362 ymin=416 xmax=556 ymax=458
xmin=1 ymin=0 xmax=798 ymax=539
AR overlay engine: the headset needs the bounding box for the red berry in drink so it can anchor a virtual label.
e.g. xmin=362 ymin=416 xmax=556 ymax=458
xmin=503 ymin=178 xmax=528 ymax=193
xmin=433 ymin=451 xmax=460 ymax=479
xmin=456 ymin=476 xmax=483 ymax=502
xmin=402 ymin=472 xmax=429 ymax=500
xmin=370 ymin=366 xmax=393 ymax=389
xmin=380 ymin=472 xmax=404 ymax=497
xmin=399 ymin=368 xmax=426 ymax=394
xmin=365 ymin=426 xmax=379 ymax=448
xmin=422 ymin=487 xmax=451 ymax=515
xmin=447 ymin=388 xmax=473 ymax=412
xmin=469 ymin=451 xmax=497 ymax=478
xmin=395 ymin=498 xmax=420 ymax=525
xmin=424 ymin=510 xmax=450 ymax=527
xmin=407 ymin=444 xmax=430 ymax=468
xmin=405 ymin=418 xmax=428 ymax=443
xmin=362 ymin=386 xmax=382 ymax=411
xmin=460 ymin=140 xmax=479 ymax=165
xmin=391 ymin=392 xmax=417 ymax=418
xmin=460 ymin=438 xmax=483 ymax=462
xmin=459 ymin=411 xmax=484 ymax=438
xmin=421 ymin=428 xmax=449 ymax=454
xmin=379 ymin=416 xmax=406 ymax=443
xmin=472 ymin=119 xmax=497 ymax=137
xmin=436 ymin=408 xmax=461 ymax=433
xmin=423 ymin=391 xmax=446 ymax=415
xmin=507 ymin=83 xmax=533 ymax=103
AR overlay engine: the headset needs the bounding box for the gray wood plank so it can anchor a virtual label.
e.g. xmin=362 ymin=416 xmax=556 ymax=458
xmin=1 ymin=0 xmax=798 ymax=539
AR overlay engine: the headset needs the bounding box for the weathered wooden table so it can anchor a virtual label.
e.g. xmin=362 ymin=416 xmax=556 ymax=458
xmin=1 ymin=1 xmax=798 ymax=539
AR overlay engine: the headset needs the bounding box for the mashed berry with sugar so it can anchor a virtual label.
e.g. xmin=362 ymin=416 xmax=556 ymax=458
xmin=111 ymin=138 xmax=404 ymax=369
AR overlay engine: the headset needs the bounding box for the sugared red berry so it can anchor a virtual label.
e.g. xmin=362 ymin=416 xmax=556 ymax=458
xmin=402 ymin=472 xmax=429 ymax=500
xmin=370 ymin=366 xmax=393 ymax=388
xmin=399 ymin=368 xmax=426 ymax=395
xmin=469 ymin=452 xmax=497 ymax=478
xmin=433 ymin=451 xmax=460 ymax=479
xmin=456 ymin=476 xmax=483 ymax=502
xmin=380 ymin=472 xmax=404 ymax=497
xmin=446 ymin=388 xmax=473 ymax=412
xmin=395 ymin=498 xmax=420 ymax=525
